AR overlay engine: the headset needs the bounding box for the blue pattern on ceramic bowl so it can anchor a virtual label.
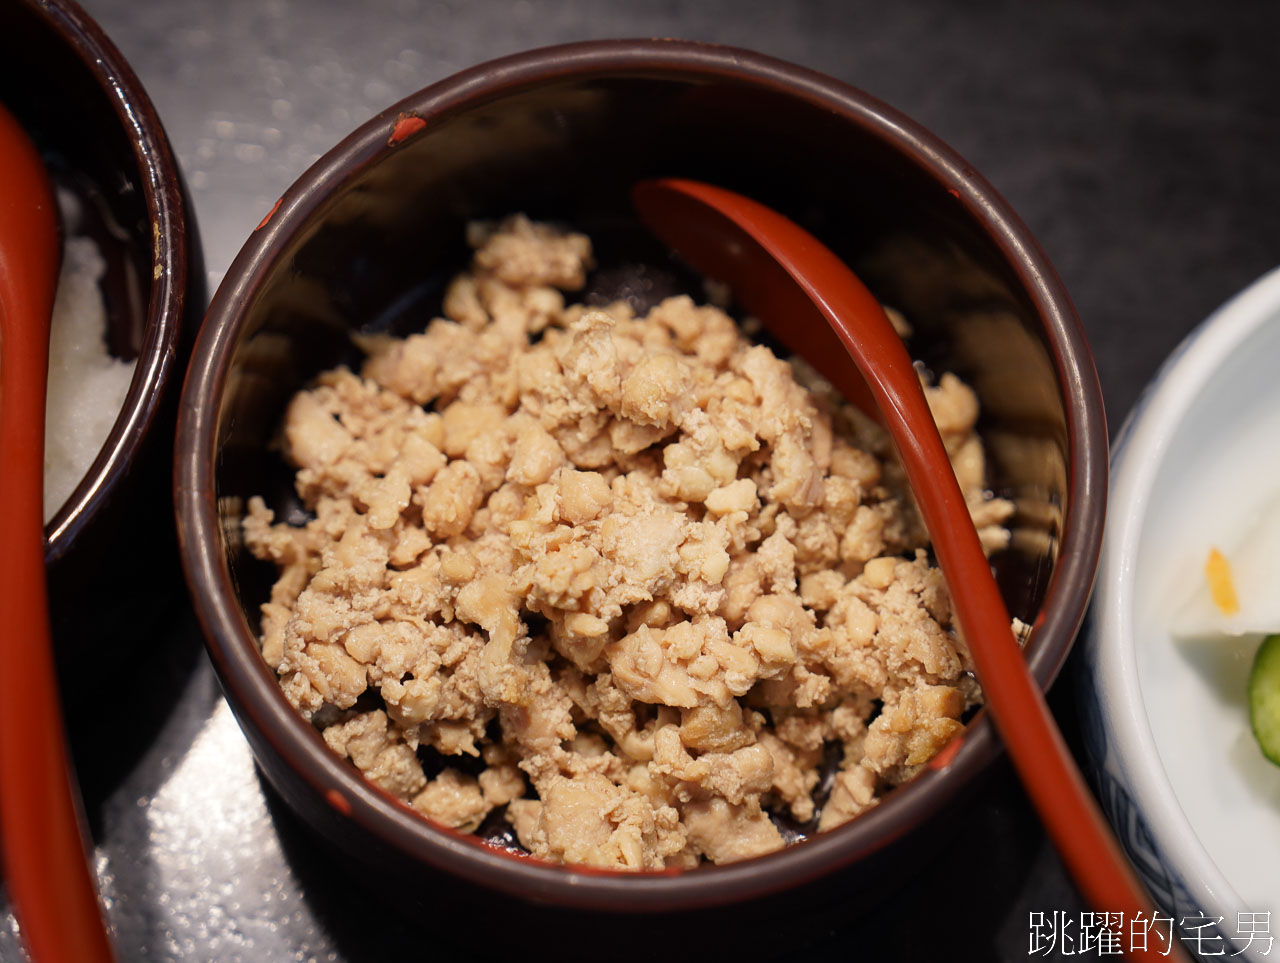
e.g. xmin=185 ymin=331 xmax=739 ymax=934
xmin=1078 ymin=611 xmax=1236 ymax=959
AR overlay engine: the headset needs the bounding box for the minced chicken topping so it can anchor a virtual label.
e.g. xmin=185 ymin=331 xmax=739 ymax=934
xmin=244 ymin=214 xmax=1015 ymax=870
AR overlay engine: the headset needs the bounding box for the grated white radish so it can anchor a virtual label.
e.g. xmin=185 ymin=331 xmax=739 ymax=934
xmin=42 ymin=192 xmax=136 ymax=523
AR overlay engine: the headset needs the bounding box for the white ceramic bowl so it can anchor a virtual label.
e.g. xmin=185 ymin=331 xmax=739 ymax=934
xmin=1081 ymin=265 xmax=1280 ymax=961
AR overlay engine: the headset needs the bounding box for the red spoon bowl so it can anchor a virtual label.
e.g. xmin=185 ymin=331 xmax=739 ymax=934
xmin=177 ymin=40 xmax=1107 ymax=914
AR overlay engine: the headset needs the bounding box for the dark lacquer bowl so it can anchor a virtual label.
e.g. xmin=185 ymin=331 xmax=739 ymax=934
xmin=176 ymin=40 xmax=1106 ymax=914
xmin=0 ymin=0 xmax=202 ymax=622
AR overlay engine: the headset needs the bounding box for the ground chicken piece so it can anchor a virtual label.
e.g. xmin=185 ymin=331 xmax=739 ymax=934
xmin=273 ymin=519 xmax=398 ymax=717
xmin=840 ymin=504 xmax=887 ymax=564
xmin=361 ymin=320 xmax=481 ymax=406
xmin=506 ymin=797 xmax=541 ymax=842
xmin=651 ymin=724 xmax=773 ymax=805
xmin=479 ymin=763 xmax=526 ymax=808
xmin=545 ymin=609 xmax=612 ymax=674
xmin=347 ymin=620 xmax=490 ymax=746
xmin=440 ymin=400 xmax=508 ymax=459
xmin=765 ymin=428 xmax=825 ymax=515
xmin=421 ymin=717 xmax=492 ymax=757
xmin=323 ymin=710 xmax=426 ymax=801
xmin=862 ymin=685 xmax=967 ymax=784
xmin=659 ymin=407 xmax=740 ymax=504
xmin=515 ymin=343 xmax=594 ymax=438
xmin=243 ymin=496 xmax=323 ymax=669
xmin=681 ymin=796 xmax=785 ymax=864
xmin=619 ymin=352 xmax=693 ymax=428
xmin=469 ymin=214 xmax=593 ymax=289
xmin=704 ymin=478 xmax=758 ymax=518
xmin=506 ymin=421 xmax=565 ymax=486
xmin=799 ymin=569 xmax=845 ymax=613
xmin=443 ymin=270 xmax=568 ymax=336
xmin=498 ymin=660 xmax=577 ymax=758
xmin=556 ymin=467 xmax=612 ymax=525
xmin=733 ymin=344 xmax=814 ymax=444
xmin=298 ymin=641 xmax=368 ymax=709
xmin=475 ymin=276 xmax=566 ymax=340
xmin=758 ymin=730 xmax=823 ymax=823
xmin=245 ymin=215 xmax=1014 ymax=871
xmin=678 ymin=701 xmax=755 ymax=754
xmin=514 ymin=772 xmax=685 ymax=870
xmin=813 ymin=551 xmax=969 ymax=705
xmin=285 ymin=389 xmax=351 ymax=471
xmin=417 ymin=460 xmax=484 ymax=538
xmin=825 ymin=694 xmax=875 ymax=753
xmin=440 ymin=273 xmax=489 ymax=330
xmin=609 ymin=616 xmax=767 ymax=709
xmin=459 ymin=576 xmax=527 ymax=706
xmin=817 ymin=765 xmax=879 ymax=831
xmin=412 ymin=769 xmax=490 ymax=832
xmin=562 ymin=669 xmax=676 ymax=764
xmin=646 ymin=295 xmax=740 ymax=369
xmin=750 ymin=661 xmax=836 ymax=711
xmin=556 ymin=310 xmax=622 ymax=412
xmin=284 ymin=372 xmax=449 ymax=515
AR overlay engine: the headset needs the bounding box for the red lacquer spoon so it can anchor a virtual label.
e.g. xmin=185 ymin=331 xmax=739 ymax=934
xmin=0 ymin=102 xmax=117 ymax=963
xmin=635 ymin=178 xmax=1175 ymax=960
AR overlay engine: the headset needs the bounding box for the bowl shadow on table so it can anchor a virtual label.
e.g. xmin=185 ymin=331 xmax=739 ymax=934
xmin=61 ymin=602 xmax=209 ymax=837
xmin=260 ymin=745 xmax=1048 ymax=963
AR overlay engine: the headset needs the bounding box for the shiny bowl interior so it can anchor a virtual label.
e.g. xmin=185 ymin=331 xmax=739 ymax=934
xmin=177 ymin=39 xmax=1106 ymax=911
xmin=0 ymin=0 xmax=198 ymax=573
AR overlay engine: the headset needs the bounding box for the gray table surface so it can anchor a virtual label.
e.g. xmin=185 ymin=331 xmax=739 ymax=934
xmin=6 ymin=0 xmax=1280 ymax=960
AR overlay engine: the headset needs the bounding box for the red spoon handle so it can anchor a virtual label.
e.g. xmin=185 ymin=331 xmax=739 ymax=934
xmin=0 ymin=102 xmax=117 ymax=963
xmin=638 ymin=179 xmax=1179 ymax=962
xmin=795 ymin=224 xmax=1160 ymax=939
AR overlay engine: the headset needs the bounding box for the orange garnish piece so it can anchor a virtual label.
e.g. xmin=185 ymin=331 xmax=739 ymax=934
xmin=1206 ymin=546 xmax=1240 ymax=615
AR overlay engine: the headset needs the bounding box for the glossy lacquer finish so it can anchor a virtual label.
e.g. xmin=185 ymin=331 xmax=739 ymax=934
xmin=177 ymin=40 xmax=1107 ymax=910
xmin=0 ymin=101 xmax=117 ymax=963
xmin=0 ymin=0 xmax=201 ymax=957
